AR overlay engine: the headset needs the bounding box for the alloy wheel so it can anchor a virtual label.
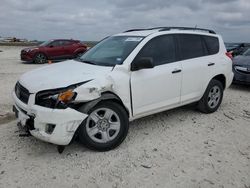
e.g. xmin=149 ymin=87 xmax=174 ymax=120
xmin=35 ymin=54 xmax=47 ymax=64
xmin=86 ymin=108 xmax=121 ymax=143
xmin=207 ymin=85 xmax=221 ymax=109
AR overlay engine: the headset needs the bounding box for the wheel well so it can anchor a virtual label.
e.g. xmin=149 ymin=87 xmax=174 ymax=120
xmin=77 ymin=91 xmax=130 ymax=118
xmin=212 ymin=74 xmax=226 ymax=89
xmin=99 ymin=92 xmax=130 ymax=118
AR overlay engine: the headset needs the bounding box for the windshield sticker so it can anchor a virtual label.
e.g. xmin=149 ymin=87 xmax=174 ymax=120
xmin=125 ymin=37 xmax=143 ymax=42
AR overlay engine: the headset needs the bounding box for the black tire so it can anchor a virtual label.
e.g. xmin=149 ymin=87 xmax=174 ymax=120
xmin=197 ymin=79 xmax=224 ymax=113
xmin=78 ymin=101 xmax=129 ymax=151
xmin=34 ymin=53 xmax=47 ymax=64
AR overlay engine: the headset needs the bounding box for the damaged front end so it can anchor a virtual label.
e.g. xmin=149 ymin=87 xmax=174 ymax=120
xmin=13 ymin=77 xmax=117 ymax=146
xmin=35 ymin=80 xmax=92 ymax=109
xmin=13 ymin=91 xmax=88 ymax=146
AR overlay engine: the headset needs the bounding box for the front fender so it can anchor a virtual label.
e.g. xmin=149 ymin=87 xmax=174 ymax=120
xmin=74 ymin=76 xmax=114 ymax=102
xmin=72 ymin=77 xmax=127 ymax=114
xmin=77 ymin=93 xmax=121 ymax=114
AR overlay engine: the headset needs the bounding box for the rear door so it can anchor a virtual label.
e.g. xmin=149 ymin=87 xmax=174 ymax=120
xmin=131 ymin=35 xmax=182 ymax=116
xmin=61 ymin=40 xmax=75 ymax=58
xmin=177 ymin=34 xmax=217 ymax=103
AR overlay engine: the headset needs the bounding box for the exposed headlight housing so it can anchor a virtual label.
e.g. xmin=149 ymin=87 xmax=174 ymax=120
xmin=35 ymin=88 xmax=76 ymax=109
xmin=58 ymin=89 xmax=75 ymax=103
xmin=35 ymin=80 xmax=91 ymax=109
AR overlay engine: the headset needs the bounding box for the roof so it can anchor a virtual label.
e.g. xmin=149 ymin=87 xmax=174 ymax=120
xmin=115 ymin=27 xmax=216 ymax=37
xmin=50 ymin=39 xmax=77 ymax=41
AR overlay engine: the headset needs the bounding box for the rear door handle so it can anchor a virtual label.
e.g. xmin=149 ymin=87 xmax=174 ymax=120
xmin=208 ymin=62 xmax=215 ymax=66
xmin=172 ymin=69 xmax=182 ymax=74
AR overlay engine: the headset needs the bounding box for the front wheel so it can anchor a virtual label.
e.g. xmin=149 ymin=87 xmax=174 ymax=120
xmin=34 ymin=53 xmax=47 ymax=64
xmin=197 ymin=79 xmax=224 ymax=113
xmin=78 ymin=101 xmax=129 ymax=151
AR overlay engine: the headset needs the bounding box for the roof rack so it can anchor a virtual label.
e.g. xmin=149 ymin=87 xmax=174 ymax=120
xmin=124 ymin=27 xmax=216 ymax=34
xmin=124 ymin=27 xmax=166 ymax=33
xmin=124 ymin=29 xmax=149 ymax=33
xmin=159 ymin=27 xmax=216 ymax=34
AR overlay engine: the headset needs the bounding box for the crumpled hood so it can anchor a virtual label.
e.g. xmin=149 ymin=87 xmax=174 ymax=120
xmin=19 ymin=60 xmax=113 ymax=93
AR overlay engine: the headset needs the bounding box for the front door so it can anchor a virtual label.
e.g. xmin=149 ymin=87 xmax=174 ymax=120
xmin=130 ymin=35 xmax=182 ymax=117
xmin=46 ymin=40 xmax=66 ymax=59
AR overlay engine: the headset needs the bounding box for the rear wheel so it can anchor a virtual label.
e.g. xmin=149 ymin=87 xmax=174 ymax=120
xmin=34 ymin=53 xmax=47 ymax=64
xmin=78 ymin=101 xmax=129 ymax=151
xmin=75 ymin=52 xmax=84 ymax=58
xmin=197 ymin=79 xmax=224 ymax=113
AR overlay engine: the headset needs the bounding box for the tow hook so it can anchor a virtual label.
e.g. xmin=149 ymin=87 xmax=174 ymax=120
xmin=17 ymin=122 xmax=31 ymax=137
xmin=57 ymin=145 xmax=65 ymax=154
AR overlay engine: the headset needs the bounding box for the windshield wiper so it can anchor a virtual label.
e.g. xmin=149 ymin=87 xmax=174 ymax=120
xmin=75 ymin=58 xmax=116 ymax=67
xmin=77 ymin=59 xmax=96 ymax=65
xmin=83 ymin=60 xmax=96 ymax=65
xmin=100 ymin=62 xmax=116 ymax=67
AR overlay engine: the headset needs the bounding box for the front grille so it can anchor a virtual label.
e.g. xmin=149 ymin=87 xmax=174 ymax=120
xmin=15 ymin=82 xmax=30 ymax=104
xmin=21 ymin=50 xmax=26 ymax=55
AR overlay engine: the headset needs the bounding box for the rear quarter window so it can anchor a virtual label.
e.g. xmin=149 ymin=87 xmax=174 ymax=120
xmin=203 ymin=36 xmax=219 ymax=55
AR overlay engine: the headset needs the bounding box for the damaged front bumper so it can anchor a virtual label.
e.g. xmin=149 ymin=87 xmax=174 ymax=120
xmin=12 ymin=92 xmax=88 ymax=145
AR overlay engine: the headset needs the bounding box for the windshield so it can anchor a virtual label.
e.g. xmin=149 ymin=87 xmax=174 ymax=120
xmin=78 ymin=36 xmax=144 ymax=66
xmin=39 ymin=40 xmax=52 ymax=47
xmin=242 ymin=48 xmax=250 ymax=56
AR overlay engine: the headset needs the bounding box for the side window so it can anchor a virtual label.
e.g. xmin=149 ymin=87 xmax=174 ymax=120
xmin=203 ymin=36 xmax=219 ymax=55
xmin=50 ymin=41 xmax=61 ymax=47
xmin=51 ymin=40 xmax=71 ymax=46
xmin=62 ymin=40 xmax=73 ymax=46
xmin=135 ymin=35 xmax=176 ymax=66
xmin=177 ymin=34 xmax=205 ymax=60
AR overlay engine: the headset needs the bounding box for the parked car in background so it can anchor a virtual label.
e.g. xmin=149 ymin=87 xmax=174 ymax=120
xmin=225 ymin=43 xmax=250 ymax=57
xmin=13 ymin=27 xmax=233 ymax=152
xmin=21 ymin=39 xmax=87 ymax=64
xmin=233 ymin=48 xmax=250 ymax=85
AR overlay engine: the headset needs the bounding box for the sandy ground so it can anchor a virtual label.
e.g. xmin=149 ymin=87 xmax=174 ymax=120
xmin=0 ymin=46 xmax=250 ymax=188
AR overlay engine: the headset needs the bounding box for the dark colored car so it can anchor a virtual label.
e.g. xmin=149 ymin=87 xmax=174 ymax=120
xmin=21 ymin=39 xmax=87 ymax=64
xmin=225 ymin=43 xmax=250 ymax=57
xmin=233 ymin=48 xmax=250 ymax=85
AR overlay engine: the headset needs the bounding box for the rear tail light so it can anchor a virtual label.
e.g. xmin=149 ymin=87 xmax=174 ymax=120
xmin=226 ymin=52 xmax=233 ymax=60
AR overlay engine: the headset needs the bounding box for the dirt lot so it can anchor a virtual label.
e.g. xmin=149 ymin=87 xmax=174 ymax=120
xmin=0 ymin=46 xmax=250 ymax=188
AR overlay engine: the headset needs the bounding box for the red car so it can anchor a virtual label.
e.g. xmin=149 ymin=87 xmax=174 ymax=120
xmin=21 ymin=39 xmax=87 ymax=64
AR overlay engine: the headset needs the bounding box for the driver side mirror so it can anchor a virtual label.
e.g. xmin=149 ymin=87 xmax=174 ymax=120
xmin=49 ymin=45 xmax=54 ymax=48
xmin=131 ymin=57 xmax=154 ymax=71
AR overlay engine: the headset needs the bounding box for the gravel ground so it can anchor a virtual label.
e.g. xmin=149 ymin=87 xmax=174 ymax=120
xmin=0 ymin=46 xmax=250 ymax=188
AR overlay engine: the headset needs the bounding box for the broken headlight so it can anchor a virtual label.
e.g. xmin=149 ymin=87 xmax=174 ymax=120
xmin=35 ymin=88 xmax=77 ymax=109
xmin=35 ymin=81 xmax=91 ymax=109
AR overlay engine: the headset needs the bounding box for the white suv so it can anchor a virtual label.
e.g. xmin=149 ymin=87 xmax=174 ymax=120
xmin=13 ymin=27 xmax=234 ymax=152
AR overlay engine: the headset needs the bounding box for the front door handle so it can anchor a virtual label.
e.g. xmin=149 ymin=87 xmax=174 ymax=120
xmin=172 ymin=69 xmax=182 ymax=74
xmin=208 ymin=62 xmax=215 ymax=66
